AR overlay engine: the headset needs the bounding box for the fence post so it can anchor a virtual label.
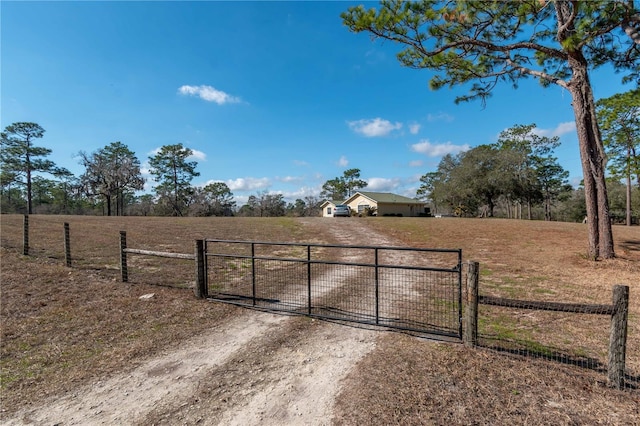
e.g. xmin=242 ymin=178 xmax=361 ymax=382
xmin=307 ymin=245 xmax=312 ymax=315
xmin=194 ymin=239 xmax=206 ymax=298
xmin=120 ymin=231 xmax=128 ymax=282
xmin=464 ymin=261 xmax=479 ymax=347
xmin=23 ymin=215 xmax=29 ymax=256
xmin=607 ymin=285 xmax=629 ymax=389
xmin=64 ymin=222 xmax=71 ymax=267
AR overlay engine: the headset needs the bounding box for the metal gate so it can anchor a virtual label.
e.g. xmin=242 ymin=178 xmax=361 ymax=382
xmin=204 ymin=239 xmax=462 ymax=338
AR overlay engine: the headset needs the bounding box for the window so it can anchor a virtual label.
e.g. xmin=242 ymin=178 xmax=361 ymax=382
xmin=327 ymin=207 xmax=332 ymax=215
xmin=357 ymin=204 xmax=370 ymax=213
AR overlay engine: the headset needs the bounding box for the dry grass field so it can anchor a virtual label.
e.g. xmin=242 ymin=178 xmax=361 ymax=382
xmin=1 ymin=214 xmax=639 ymax=424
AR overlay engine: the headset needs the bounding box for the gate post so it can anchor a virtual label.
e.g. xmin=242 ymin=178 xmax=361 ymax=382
xmin=307 ymin=245 xmax=312 ymax=315
xmin=194 ymin=239 xmax=207 ymax=299
xmin=120 ymin=231 xmax=128 ymax=282
xmin=608 ymin=285 xmax=629 ymax=389
xmin=64 ymin=222 xmax=71 ymax=267
xmin=464 ymin=261 xmax=479 ymax=347
xmin=23 ymin=215 xmax=29 ymax=256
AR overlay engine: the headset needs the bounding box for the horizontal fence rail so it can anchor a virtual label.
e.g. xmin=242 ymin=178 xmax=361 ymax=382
xmin=465 ymin=261 xmax=630 ymax=390
xmin=478 ymin=295 xmax=615 ymax=315
xmin=123 ymin=248 xmax=195 ymax=260
xmin=203 ymin=239 xmax=463 ymax=338
xmin=119 ymin=231 xmax=205 ymax=294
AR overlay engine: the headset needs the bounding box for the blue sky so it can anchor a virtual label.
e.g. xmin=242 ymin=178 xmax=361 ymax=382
xmin=2 ymin=1 xmax=633 ymax=205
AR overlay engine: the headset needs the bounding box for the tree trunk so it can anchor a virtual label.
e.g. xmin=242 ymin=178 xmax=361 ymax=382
xmin=554 ymin=1 xmax=614 ymax=259
xmin=105 ymin=194 xmax=112 ymax=216
xmin=567 ymin=59 xmax=615 ymax=259
xmin=544 ymin=192 xmax=552 ymax=221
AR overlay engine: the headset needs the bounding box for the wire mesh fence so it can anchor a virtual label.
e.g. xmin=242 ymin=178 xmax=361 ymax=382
xmin=3 ymin=214 xmax=636 ymax=392
xmin=204 ymin=239 xmax=463 ymax=337
xmin=465 ymin=261 xmax=636 ymax=392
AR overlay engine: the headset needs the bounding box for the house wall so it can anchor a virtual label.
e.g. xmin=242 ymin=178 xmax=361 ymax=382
xmin=345 ymin=195 xmax=377 ymax=215
xmin=321 ymin=203 xmax=337 ymax=217
xmin=345 ymin=194 xmax=426 ymax=217
xmin=377 ymin=203 xmax=423 ymax=217
xmin=326 ymin=193 xmax=426 ymax=217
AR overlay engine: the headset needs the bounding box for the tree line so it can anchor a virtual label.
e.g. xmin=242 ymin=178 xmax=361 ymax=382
xmin=0 ymin=124 xmax=325 ymax=217
xmin=2 ymin=113 xmax=636 ymax=224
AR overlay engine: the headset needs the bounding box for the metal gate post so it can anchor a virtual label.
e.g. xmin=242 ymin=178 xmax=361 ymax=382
xmin=307 ymin=245 xmax=312 ymax=315
xmin=458 ymin=250 xmax=463 ymax=339
xmin=120 ymin=231 xmax=128 ymax=282
xmin=251 ymin=242 xmax=256 ymax=306
xmin=375 ymin=248 xmax=379 ymax=325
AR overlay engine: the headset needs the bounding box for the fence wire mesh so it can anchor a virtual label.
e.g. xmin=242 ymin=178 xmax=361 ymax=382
xmin=469 ymin=273 xmax=637 ymax=392
xmin=205 ymin=240 xmax=462 ymax=337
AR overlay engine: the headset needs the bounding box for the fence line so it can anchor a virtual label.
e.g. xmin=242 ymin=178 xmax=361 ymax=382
xmin=11 ymin=216 xmax=634 ymax=391
xmin=464 ymin=261 xmax=630 ymax=390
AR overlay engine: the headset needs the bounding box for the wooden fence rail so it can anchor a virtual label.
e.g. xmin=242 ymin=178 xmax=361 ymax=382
xmin=119 ymin=231 xmax=206 ymax=298
xmin=464 ymin=261 xmax=630 ymax=390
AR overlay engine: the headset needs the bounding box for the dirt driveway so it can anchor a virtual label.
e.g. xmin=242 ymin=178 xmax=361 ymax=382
xmin=5 ymin=218 xmax=413 ymax=425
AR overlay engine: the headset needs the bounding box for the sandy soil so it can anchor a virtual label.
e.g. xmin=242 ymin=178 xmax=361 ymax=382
xmin=4 ymin=219 xmax=406 ymax=425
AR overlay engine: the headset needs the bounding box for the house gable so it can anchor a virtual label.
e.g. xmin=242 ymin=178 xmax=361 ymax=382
xmin=320 ymin=200 xmax=344 ymax=217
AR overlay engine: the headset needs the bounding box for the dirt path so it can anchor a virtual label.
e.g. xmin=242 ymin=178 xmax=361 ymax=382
xmin=5 ymin=219 xmax=404 ymax=426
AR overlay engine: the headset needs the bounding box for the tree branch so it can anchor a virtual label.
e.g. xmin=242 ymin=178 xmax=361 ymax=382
xmin=505 ymin=59 xmax=569 ymax=88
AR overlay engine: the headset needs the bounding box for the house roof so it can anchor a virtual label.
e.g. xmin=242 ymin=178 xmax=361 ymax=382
xmin=345 ymin=191 xmax=425 ymax=205
xmin=319 ymin=200 xmax=344 ymax=208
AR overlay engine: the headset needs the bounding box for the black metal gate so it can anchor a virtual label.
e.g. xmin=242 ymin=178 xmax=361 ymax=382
xmin=204 ymin=239 xmax=462 ymax=338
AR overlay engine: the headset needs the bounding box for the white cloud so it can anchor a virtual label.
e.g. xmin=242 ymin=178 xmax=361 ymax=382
xmin=409 ymin=160 xmax=424 ymax=167
xmin=178 ymin=85 xmax=241 ymax=105
xmin=347 ymin=118 xmax=402 ymax=137
xmin=225 ymin=177 xmax=270 ymax=192
xmin=276 ymin=175 xmax=304 ymax=183
xmin=187 ymin=149 xmax=206 ymax=161
xmin=293 ymin=160 xmax=309 ymax=167
xmin=366 ymin=177 xmax=401 ymax=192
xmin=532 ymin=121 xmax=576 ymax=138
xmin=281 ymin=186 xmax=320 ymax=200
xmin=427 ymin=112 xmax=454 ymax=123
xmin=411 ymin=139 xmax=470 ymax=157
xmin=409 ymin=123 xmax=421 ymax=135
xmin=337 ymin=156 xmax=349 ymax=167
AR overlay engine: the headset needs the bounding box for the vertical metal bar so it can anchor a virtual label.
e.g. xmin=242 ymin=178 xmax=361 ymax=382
xmin=203 ymin=240 xmax=208 ymax=296
xmin=307 ymin=245 xmax=312 ymax=315
xmin=375 ymin=247 xmax=379 ymax=325
xmin=23 ymin=215 xmax=29 ymax=256
xmin=458 ymin=250 xmax=464 ymax=340
xmin=120 ymin=231 xmax=128 ymax=282
xmin=63 ymin=222 xmax=71 ymax=267
xmin=251 ymin=242 xmax=256 ymax=306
